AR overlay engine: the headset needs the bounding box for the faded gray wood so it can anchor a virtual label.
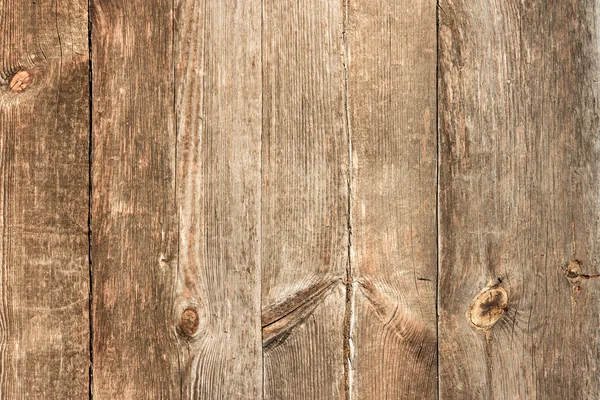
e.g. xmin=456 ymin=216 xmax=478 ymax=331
xmin=261 ymin=0 xmax=349 ymax=397
xmin=0 ymin=0 xmax=90 ymax=398
xmin=347 ymin=0 xmax=438 ymax=398
xmin=91 ymin=0 xmax=179 ymax=398
xmin=174 ymin=0 xmax=263 ymax=397
xmin=439 ymin=0 xmax=600 ymax=398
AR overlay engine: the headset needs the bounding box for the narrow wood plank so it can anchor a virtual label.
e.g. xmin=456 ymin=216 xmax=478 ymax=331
xmin=347 ymin=0 xmax=438 ymax=398
xmin=0 ymin=0 xmax=90 ymax=398
xmin=262 ymin=0 xmax=349 ymax=397
xmin=439 ymin=0 xmax=600 ymax=398
xmin=174 ymin=0 xmax=263 ymax=397
xmin=91 ymin=1 xmax=179 ymax=398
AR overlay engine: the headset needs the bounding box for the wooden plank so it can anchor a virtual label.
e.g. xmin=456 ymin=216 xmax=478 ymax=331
xmin=92 ymin=0 xmax=262 ymax=397
xmin=0 ymin=0 xmax=90 ymax=398
xmin=439 ymin=0 xmax=600 ymax=398
xmin=91 ymin=0 xmax=178 ymax=398
xmin=174 ymin=0 xmax=262 ymax=397
xmin=347 ymin=0 xmax=438 ymax=398
xmin=261 ymin=0 xmax=349 ymax=397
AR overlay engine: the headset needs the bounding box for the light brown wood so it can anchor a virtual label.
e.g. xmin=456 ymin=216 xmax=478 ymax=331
xmin=261 ymin=0 xmax=349 ymax=397
xmin=9 ymin=1 xmax=600 ymax=397
xmin=174 ymin=0 xmax=263 ymax=397
xmin=347 ymin=0 xmax=438 ymax=398
xmin=91 ymin=0 xmax=179 ymax=397
xmin=439 ymin=0 xmax=600 ymax=398
xmin=0 ymin=0 xmax=90 ymax=398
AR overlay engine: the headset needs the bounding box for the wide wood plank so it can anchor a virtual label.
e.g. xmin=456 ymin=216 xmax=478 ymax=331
xmin=347 ymin=0 xmax=438 ymax=398
xmin=174 ymin=0 xmax=262 ymax=397
xmin=262 ymin=0 xmax=349 ymax=397
xmin=91 ymin=0 xmax=178 ymax=397
xmin=439 ymin=0 xmax=600 ymax=398
xmin=0 ymin=0 xmax=90 ymax=398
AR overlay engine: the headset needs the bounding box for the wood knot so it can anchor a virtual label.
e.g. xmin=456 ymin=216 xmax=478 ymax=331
xmin=563 ymin=259 xmax=584 ymax=285
xmin=178 ymin=308 xmax=199 ymax=338
xmin=467 ymin=283 xmax=508 ymax=330
xmin=8 ymin=70 xmax=33 ymax=92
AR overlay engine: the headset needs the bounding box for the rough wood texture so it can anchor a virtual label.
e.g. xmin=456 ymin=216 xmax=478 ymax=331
xmin=174 ymin=0 xmax=262 ymax=397
xmin=439 ymin=0 xmax=600 ymax=398
xmin=347 ymin=0 xmax=438 ymax=399
xmin=261 ymin=0 xmax=349 ymax=397
xmin=9 ymin=0 xmax=600 ymax=398
xmin=0 ymin=0 xmax=90 ymax=398
xmin=91 ymin=0 xmax=178 ymax=397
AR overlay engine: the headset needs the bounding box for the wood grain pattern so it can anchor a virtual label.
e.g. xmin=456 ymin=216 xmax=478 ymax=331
xmin=439 ymin=0 xmax=600 ymax=398
xmin=347 ymin=0 xmax=438 ymax=399
xmin=7 ymin=1 xmax=600 ymax=397
xmin=261 ymin=0 xmax=349 ymax=397
xmin=91 ymin=0 xmax=179 ymax=398
xmin=174 ymin=0 xmax=263 ymax=397
xmin=0 ymin=0 xmax=90 ymax=398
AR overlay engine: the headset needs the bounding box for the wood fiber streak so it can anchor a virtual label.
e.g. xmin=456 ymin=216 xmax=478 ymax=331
xmin=262 ymin=0 xmax=348 ymax=397
xmin=0 ymin=0 xmax=90 ymax=398
xmin=439 ymin=0 xmax=600 ymax=398
xmin=91 ymin=0 xmax=178 ymax=398
xmin=175 ymin=0 xmax=262 ymax=398
xmin=347 ymin=0 xmax=438 ymax=398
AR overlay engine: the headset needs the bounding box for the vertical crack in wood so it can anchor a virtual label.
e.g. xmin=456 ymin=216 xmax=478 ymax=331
xmin=260 ymin=0 xmax=265 ymax=397
xmin=435 ymin=1 xmax=441 ymax=399
xmin=87 ymin=0 xmax=94 ymax=398
xmin=342 ymin=0 xmax=354 ymax=398
xmin=172 ymin=0 xmax=182 ymax=397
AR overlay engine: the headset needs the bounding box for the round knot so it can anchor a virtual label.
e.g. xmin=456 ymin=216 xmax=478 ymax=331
xmin=467 ymin=285 xmax=508 ymax=330
xmin=178 ymin=308 xmax=199 ymax=337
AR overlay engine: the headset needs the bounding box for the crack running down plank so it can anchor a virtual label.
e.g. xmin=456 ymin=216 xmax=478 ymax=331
xmin=347 ymin=0 xmax=438 ymax=398
xmin=262 ymin=0 xmax=349 ymax=397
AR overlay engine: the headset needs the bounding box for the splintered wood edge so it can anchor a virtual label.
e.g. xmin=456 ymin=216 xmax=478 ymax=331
xmin=466 ymin=285 xmax=508 ymax=331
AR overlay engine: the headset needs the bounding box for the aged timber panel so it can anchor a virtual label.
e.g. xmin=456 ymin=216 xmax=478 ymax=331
xmin=91 ymin=0 xmax=179 ymax=398
xmin=347 ymin=0 xmax=438 ymax=398
xmin=262 ymin=0 xmax=349 ymax=398
xmin=0 ymin=0 xmax=90 ymax=398
xmin=175 ymin=0 xmax=263 ymax=397
xmin=439 ymin=0 xmax=600 ymax=398
xmin=93 ymin=0 xmax=263 ymax=398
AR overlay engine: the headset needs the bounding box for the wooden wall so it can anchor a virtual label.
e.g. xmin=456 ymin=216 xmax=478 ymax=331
xmin=0 ymin=0 xmax=598 ymax=398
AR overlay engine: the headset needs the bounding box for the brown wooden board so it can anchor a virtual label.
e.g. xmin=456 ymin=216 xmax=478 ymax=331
xmin=174 ymin=0 xmax=263 ymax=397
xmin=347 ymin=0 xmax=438 ymax=398
xmin=261 ymin=0 xmax=349 ymax=398
xmin=91 ymin=0 xmax=179 ymax=397
xmin=6 ymin=0 xmax=600 ymax=397
xmin=92 ymin=0 xmax=263 ymax=398
xmin=0 ymin=0 xmax=90 ymax=398
xmin=439 ymin=0 xmax=600 ymax=398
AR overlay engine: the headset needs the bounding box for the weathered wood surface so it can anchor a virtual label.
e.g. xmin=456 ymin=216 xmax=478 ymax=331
xmin=91 ymin=0 xmax=178 ymax=397
xmin=4 ymin=0 xmax=600 ymax=398
xmin=175 ymin=0 xmax=262 ymax=397
xmin=92 ymin=0 xmax=263 ymax=398
xmin=439 ymin=0 xmax=600 ymax=398
xmin=0 ymin=0 xmax=90 ymax=398
xmin=347 ymin=0 xmax=438 ymax=398
xmin=261 ymin=0 xmax=348 ymax=398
